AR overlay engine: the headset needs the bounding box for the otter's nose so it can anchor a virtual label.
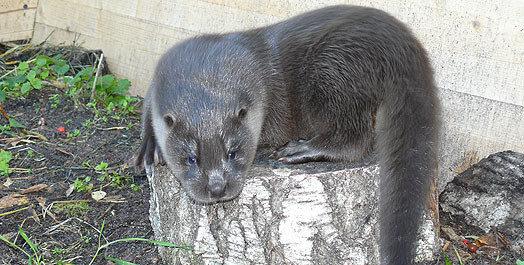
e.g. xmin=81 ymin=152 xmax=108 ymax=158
xmin=208 ymin=180 xmax=226 ymax=198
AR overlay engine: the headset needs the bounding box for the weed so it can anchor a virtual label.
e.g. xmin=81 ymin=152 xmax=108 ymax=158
xmin=0 ymin=54 xmax=69 ymax=99
xmin=74 ymin=176 xmax=94 ymax=193
xmin=52 ymin=247 xmax=64 ymax=255
xmin=130 ymin=183 xmax=140 ymax=191
xmin=0 ymin=118 xmax=26 ymax=137
xmin=0 ymin=226 xmax=43 ymax=264
xmin=94 ymin=161 xmax=108 ymax=172
xmin=49 ymin=94 xmax=60 ymax=108
xmin=1 ymin=53 xmax=138 ymax=122
xmin=82 ymin=119 xmax=92 ymax=127
xmin=88 ymin=220 xmax=192 ymax=265
xmin=52 ymin=201 xmax=91 ymax=218
xmin=82 ymin=159 xmax=92 ymax=168
xmin=0 ymin=150 xmax=13 ymax=176
xmin=81 ymin=235 xmax=91 ymax=244
xmin=67 ymin=129 xmax=81 ymax=138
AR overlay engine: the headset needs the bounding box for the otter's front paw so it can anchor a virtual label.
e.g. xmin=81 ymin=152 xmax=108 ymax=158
xmin=272 ymin=139 xmax=327 ymax=164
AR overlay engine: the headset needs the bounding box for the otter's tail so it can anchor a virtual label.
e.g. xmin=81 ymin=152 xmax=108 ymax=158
xmin=377 ymin=78 xmax=440 ymax=264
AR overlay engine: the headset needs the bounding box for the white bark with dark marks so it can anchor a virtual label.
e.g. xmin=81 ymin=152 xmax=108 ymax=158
xmin=147 ymin=160 xmax=438 ymax=264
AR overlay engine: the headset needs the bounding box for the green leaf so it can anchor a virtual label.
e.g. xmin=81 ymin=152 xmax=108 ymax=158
xmin=21 ymin=82 xmax=31 ymax=94
xmin=7 ymin=74 xmax=27 ymax=86
xmin=442 ymin=251 xmax=451 ymax=265
xmin=30 ymin=78 xmax=42 ymax=90
xmin=0 ymin=90 xmax=5 ymax=102
xmin=112 ymin=79 xmax=131 ymax=94
xmin=0 ymin=232 xmax=31 ymax=258
xmin=27 ymin=70 xmax=37 ymax=80
xmin=517 ymin=260 xmax=523 ymax=265
xmin=19 ymin=226 xmax=40 ymax=262
xmin=36 ymin=55 xmax=51 ymax=67
xmin=0 ymin=150 xmax=13 ymax=175
xmin=9 ymin=118 xmax=25 ymax=128
xmin=40 ymin=70 xmax=50 ymax=80
xmin=76 ymin=67 xmax=94 ymax=80
xmin=100 ymin=74 xmax=115 ymax=90
xmin=52 ymin=54 xmax=64 ymax=61
xmin=18 ymin=62 xmax=29 ymax=70
xmin=95 ymin=162 xmax=108 ymax=171
xmin=53 ymin=63 xmax=70 ymax=76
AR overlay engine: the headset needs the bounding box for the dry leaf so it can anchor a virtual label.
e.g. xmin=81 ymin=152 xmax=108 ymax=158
xmin=65 ymin=184 xmax=74 ymax=197
xmin=36 ymin=196 xmax=57 ymax=221
xmin=104 ymin=195 xmax=125 ymax=201
xmin=21 ymin=184 xmax=48 ymax=194
xmin=441 ymin=227 xmax=461 ymax=242
xmin=91 ymin=190 xmax=107 ymax=201
xmin=477 ymin=233 xmax=510 ymax=249
xmin=1 ymin=232 xmax=16 ymax=242
xmin=3 ymin=178 xmax=13 ymax=188
xmin=0 ymin=194 xmax=29 ymax=209
xmin=25 ymin=205 xmax=40 ymax=223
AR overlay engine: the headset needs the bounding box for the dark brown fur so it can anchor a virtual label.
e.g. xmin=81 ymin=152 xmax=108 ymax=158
xmin=129 ymin=5 xmax=440 ymax=264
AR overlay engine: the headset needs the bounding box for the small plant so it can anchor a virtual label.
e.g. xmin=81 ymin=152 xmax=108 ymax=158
xmin=49 ymin=94 xmax=60 ymax=108
xmin=0 ymin=226 xmax=43 ymax=264
xmin=0 ymin=118 xmax=25 ymax=136
xmin=74 ymin=176 xmax=93 ymax=193
xmin=82 ymin=119 xmax=92 ymax=127
xmin=94 ymin=161 xmax=108 ymax=172
xmin=52 ymin=201 xmax=91 ymax=218
xmin=0 ymin=150 xmax=13 ymax=176
xmin=52 ymin=247 xmax=64 ymax=255
xmin=67 ymin=129 xmax=81 ymax=138
xmin=89 ymin=220 xmax=192 ymax=265
xmin=82 ymin=159 xmax=92 ymax=168
xmin=81 ymin=235 xmax=91 ymax=244
xmin=0 ymin=54 xmax=70 ymax=99
xmin=96 ymin=74 xmax=137 ymax=115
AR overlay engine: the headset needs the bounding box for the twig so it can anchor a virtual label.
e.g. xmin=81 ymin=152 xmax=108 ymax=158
xmin=0 ymin=100 xmax=9 ymax=121
xmin=90 ymin=53 xmax=104 ymax=102
xmin=0 ymin=206 xmax=30 ymax=217
xmin=99 ymin=126 xmax=126 ymax=131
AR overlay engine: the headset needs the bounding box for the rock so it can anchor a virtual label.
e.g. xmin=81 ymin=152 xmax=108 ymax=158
xmin=147 ymin=155 xmax=439 ymax=264
xmin=440 ymin=150 xmax=524 ymax=254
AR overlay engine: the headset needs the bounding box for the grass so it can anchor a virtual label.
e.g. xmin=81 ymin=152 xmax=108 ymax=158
xmin=0 ymin=221 xmax=192 ymax=265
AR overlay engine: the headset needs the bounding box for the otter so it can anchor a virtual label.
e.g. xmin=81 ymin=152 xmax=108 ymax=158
xmin=128 ymin=5 xmax=440 ymax=265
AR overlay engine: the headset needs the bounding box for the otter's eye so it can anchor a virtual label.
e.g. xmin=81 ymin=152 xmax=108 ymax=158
xmin=227 ymin=151 xmax=236 ymax=160
xmin=188 ymin=155 xmax=197 ymax=165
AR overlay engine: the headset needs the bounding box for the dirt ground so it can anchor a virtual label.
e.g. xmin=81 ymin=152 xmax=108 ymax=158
xmin=0 ymin=45 xmax=521 ymax=265
xmin=0 ymin=85 xmax=166 ymax=264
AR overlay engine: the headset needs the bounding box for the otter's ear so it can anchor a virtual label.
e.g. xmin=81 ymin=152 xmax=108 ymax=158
xmin=237 ymin=107 xmax=248 ymax=120
xmin=163 ymin=114 xmax=176 ymax=129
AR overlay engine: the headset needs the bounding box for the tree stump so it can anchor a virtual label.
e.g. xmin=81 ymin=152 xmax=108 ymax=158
xmin=147 ymin=157 xmax=438 ymax=264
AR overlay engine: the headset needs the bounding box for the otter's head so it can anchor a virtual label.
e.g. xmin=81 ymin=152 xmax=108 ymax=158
xmin=149 ymin=36 xmax=267 ymax=203
xmin=155 ymin=104 xmax=262 ymax=203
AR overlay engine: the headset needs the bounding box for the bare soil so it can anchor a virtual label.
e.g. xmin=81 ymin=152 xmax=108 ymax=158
xmin=0 ymin=86 xmax=164 ymax=264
